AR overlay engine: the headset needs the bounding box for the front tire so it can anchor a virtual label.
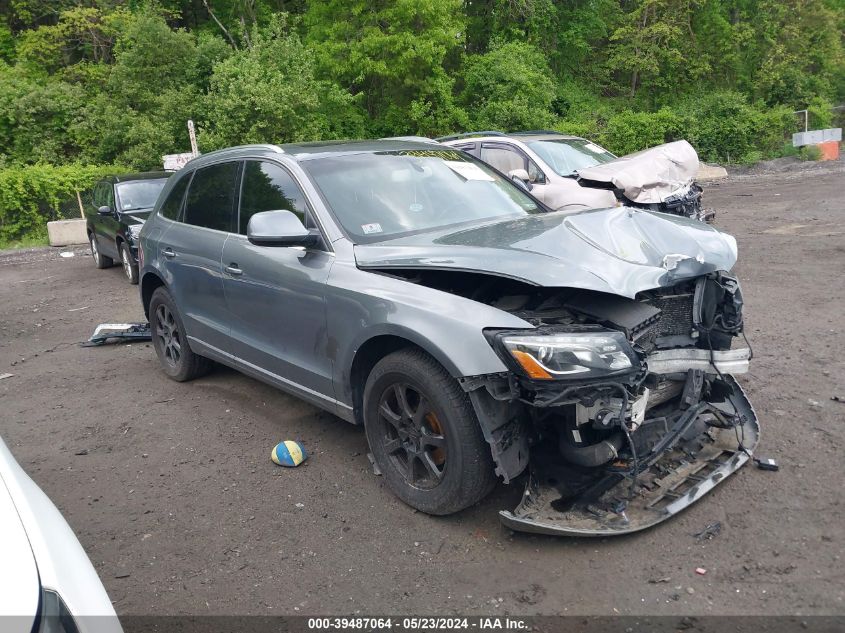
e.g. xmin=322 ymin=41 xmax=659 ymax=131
xmin=89 ymin=233 xmax=112 ymax=269
xmin=119 ymin=242 xmax=139 ymax=285
xmin=149 ymin=287 xmax=212 ymax=382
xmin=363 ymin=348 xmax=497 ymax=515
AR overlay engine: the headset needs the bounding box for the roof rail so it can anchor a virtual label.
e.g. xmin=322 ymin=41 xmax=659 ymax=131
xmin=232 ymin=143 xmax=285 ymax=153
xmin=509 ymin=130 xmax=565 ymax=136
xmin=196 ymin=144 xmax=286 ymax=159
xmin=434 ymin=130 xmax=507 ymax=142
xmin=380 ymin=135 xmax=440 ymax=144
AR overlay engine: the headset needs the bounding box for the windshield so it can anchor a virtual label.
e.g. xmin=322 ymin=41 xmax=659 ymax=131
xmin=304 ymin=149 xmax=542 ymax=243
xmin=115 ymin=179 xmax=168 ymax=212
xmin=527 ymin=139 xmax=616 ymax=177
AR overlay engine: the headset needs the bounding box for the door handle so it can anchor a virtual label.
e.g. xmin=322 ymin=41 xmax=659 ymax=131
xmin=225 ymin=264 xmax=243 ymax=276
xmin=162 ymin=247 xmax=176 ymax=259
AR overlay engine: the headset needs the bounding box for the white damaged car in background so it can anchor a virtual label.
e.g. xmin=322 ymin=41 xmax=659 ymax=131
xmin=0 ymin=436 xmax=122 ymax=633
xmin=440 ymin=132 xmax=713 ymax=222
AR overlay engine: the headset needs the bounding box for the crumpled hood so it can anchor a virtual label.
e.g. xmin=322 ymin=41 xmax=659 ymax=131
xmin=577 ymin=140 xmax=699 ymax=204
xmin=355 ymin=207 xmax=737 ymax=299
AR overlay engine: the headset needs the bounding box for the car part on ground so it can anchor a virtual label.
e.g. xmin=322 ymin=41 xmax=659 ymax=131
xmin=138 ymin=140 xmax=758 ymax=535
xmin=81 ymin=322 xmax=151 ymax=347
xmin=440 ymin=131 xmax=714 ymax=222
xmin=0 ymin=436 xmax=123 ymax=633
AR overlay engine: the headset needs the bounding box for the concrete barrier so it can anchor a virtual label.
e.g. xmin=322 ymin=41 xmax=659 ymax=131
xmin=47 ymin=219 xmax=88 ymax=247
xmin=697 ymin=162 xmax=728 ymax=182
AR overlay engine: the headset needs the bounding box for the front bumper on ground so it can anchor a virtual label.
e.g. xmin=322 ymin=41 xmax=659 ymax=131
xmin=500 ymin=376 xmax=758 ymax=536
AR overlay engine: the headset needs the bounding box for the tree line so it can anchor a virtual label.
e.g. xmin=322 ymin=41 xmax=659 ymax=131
xmin=0 ymin=1 xmax=842 ymax=242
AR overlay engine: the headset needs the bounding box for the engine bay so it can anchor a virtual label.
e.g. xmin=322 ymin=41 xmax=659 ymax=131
xmin=387 ymin=267 xmax=759 ymax=535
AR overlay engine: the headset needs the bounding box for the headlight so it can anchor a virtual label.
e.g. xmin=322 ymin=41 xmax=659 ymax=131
xmin=499 ymin=330 xmax=637 ymax=380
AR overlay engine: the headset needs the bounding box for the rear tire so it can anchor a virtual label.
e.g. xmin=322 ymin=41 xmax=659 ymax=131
xmin=363 ymin=348 xmax=497 ymax=515
xmin=89 ymin=233 xmax=112 ymax=269
xmin=119 ymin=242 xmax=139 ymax=285
xmin=149 ymin=287 xmax=212 ymax=382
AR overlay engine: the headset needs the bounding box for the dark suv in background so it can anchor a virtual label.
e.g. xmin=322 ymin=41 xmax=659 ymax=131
xmin=85 ymin=172 xmax=169 ymax=284
xmin=138 ymin=141 xmax=757 ymax=536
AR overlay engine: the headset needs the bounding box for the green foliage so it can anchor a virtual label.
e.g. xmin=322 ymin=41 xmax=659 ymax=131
xmin=304 ymin=0 xmax=466 ymax=135
xmin=0 ymin=64 xmax=86 ymax=162
xmin=679 ymin=91 xmax=795 ymax=163
xmin=0 ymin=162 xmax=127 ymax=241
xmin=0 ymin=23 xmax=15 ymax=62
xmin=799 ymin=144 xmax=823 ymax=161
xmin=203 ymin=15 xmax=365 ymax=148
xmin=460 ymin=40 xmax=557 ymax=130
xmin=807 ymin=96 xmax=835 ymax=129
xmin=599 ymin=108 xmax=684 ymax=156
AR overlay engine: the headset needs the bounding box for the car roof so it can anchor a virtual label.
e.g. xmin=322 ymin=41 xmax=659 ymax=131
xmin=507 ymin=133 xmax=584 ymax=143
xmin=438 ymin=131 xmax=585 ymax=144
xmin=110 ymin=171 xmax=170 ymax=183
xmin=181 ymin=139 xmax=451 ymax=170
xmin=281 ymin=139 xmax=444 ymax=160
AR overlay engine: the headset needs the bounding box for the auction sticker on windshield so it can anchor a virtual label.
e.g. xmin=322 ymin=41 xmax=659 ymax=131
xmin=361 ymin=223 xmax=383 ymax=234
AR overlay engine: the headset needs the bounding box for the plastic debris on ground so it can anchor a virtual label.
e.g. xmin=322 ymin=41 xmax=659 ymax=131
xmin=81 ymin=322 xmax=151 ymax=347
xmin=694 ymin=521 xmax=722 ymax=541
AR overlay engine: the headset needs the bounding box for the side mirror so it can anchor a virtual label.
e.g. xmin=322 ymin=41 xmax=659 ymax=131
xmin=508 ymin=168 xmax=532 ymax=191
xmin=97 ymin=205 xmax=113 ymax=216
xmin=247 ymin=210 xmax=319 ymax=247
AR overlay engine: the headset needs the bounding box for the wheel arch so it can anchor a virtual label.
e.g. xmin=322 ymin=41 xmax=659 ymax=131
xmin=140 ymin=272 xmax=167 ymax=319
xmin=348 ymin=333 xmax=459 ymax=426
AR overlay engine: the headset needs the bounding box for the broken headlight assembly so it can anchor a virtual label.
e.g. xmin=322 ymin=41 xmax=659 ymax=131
xmin=495 ymin=329 xmax=639 ymax=380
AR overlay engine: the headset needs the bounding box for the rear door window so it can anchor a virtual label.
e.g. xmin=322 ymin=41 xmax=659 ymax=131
xmin=90 ymin=182 xmax=105 ymax=209
xmin=93 ymin=181 xmax=113 ymax=210
xmin=238 ymin=161 xmax=309 ymax=234
xmin=480 ymin=144 xmax=525 ymax=174
xmin=183 ymin=162 xmax=241 ymax=232
xmin=159 ymin=175 xmax=190 ymax=221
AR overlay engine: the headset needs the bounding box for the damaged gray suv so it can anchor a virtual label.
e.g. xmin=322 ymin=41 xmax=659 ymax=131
xmin=138 ymin=140 xmax=758 ymax=536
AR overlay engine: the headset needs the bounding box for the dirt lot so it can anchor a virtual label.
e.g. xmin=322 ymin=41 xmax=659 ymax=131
xmin=1 ymin=160 xmax=843 ymax=617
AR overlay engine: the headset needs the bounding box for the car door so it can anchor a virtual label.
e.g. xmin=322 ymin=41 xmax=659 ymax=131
xmin=221 ymin=159 xmax=336 ymax=405
xmin=479 ymin=142 xmax=550 ymax=204
xmin=92 ymin=181 xmax=120 ymax=259
xmin=158 ymin=161 xmax=240 ymax=352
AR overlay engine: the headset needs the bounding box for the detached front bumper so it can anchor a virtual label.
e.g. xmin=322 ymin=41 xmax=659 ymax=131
xmin=500 ymin=375 xmax=758 ymax=536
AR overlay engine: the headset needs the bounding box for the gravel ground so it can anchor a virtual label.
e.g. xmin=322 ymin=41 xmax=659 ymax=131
xmin=0 ymin=160 xmax=843 ymax=617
